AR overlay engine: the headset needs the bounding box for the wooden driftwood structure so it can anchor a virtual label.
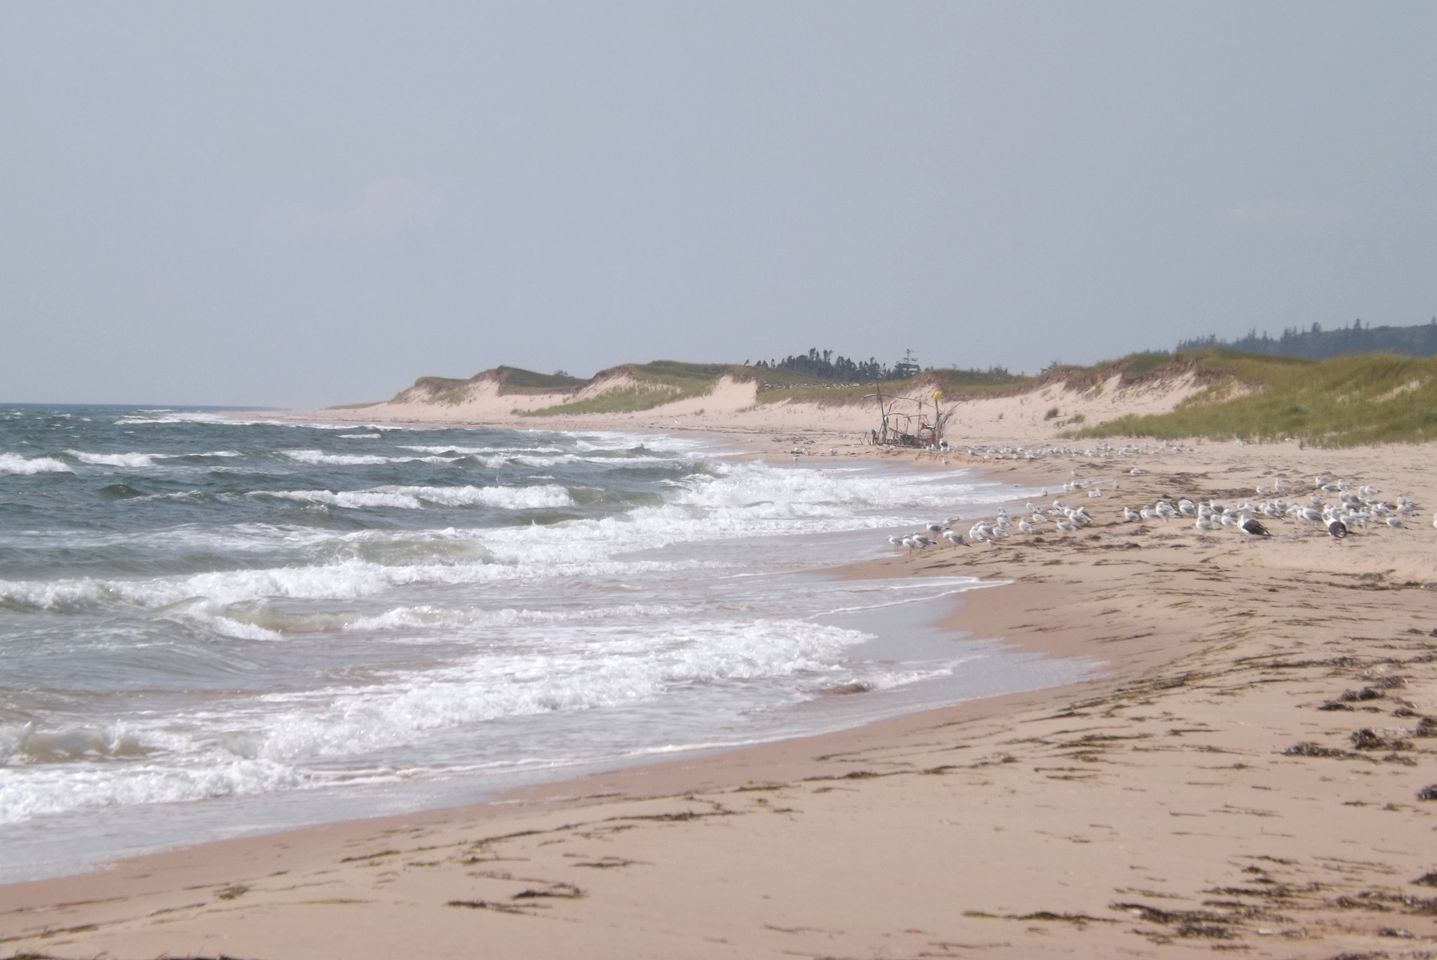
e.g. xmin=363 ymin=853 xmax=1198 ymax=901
xmin=866 ymin=386 xmax=954 ymax=448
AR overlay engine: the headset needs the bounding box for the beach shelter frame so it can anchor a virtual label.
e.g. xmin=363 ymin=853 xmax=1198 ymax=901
xmin=866 ymin=386 xmax=954 ymax=448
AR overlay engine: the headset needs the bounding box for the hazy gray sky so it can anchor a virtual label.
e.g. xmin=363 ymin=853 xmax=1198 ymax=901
xmin=4 ymin=2 xmax=1433 ymax=407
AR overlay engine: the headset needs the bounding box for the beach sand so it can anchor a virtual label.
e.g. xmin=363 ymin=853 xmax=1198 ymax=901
xmin=3 ymin=394 xmax=1436 ymax=958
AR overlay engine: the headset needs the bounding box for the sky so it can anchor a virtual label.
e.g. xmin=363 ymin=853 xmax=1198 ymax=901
xmin=3 ymin=1 xmax=1434 ymax=408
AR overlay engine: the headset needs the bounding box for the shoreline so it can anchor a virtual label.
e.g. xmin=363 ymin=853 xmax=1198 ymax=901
xmin=3 ymin=416 xmax=1436 ymax=957
xmin=0 ymin=437 xmax=1075 ymax=885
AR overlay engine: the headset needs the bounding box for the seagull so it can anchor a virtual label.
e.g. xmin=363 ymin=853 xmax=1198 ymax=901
xmin=1326 ymin=517 xmax=1348 ymax=539
xmin=942 ymin=529 xmax=969 ymax=547
xmin=1122 ymin=506 xmax=1140 ymax=522
xmin=1238 ymin=514 xmax=1272 ymax=538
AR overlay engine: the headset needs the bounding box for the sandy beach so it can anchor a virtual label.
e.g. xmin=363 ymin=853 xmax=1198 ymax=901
xmin=3 ymin=390 xmax=1435 ymax=959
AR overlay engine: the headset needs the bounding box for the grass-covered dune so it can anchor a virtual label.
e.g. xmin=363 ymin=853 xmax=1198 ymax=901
xmin=381 ymin=350 xmax=1437 ymax=447
xmin=514 ymin=361 xmax=732 ymax=417
xmin=1067 ymin=350 xmax=1437 ymax=446
xmin=515 ymin=361 xmax=1039 ymax=416
xmin=394 ymin=366 xmax=586 ymax=405
xmin=391 ymin=360 xmax=1038 ymax=416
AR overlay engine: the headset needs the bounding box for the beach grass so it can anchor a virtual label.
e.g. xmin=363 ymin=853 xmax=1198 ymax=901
xmin=404 ymin=376 xmax=475 ymax=406
xmin=392 ymin=350 xmax=1437 ymax=447
xmin=751 ymin=367 xmax=1028 ymax=406
xmin=516 ymin=361 xmax=734 ymax=416
xmin=1068 ymin=351 xmax=1437 ymax=446
xmin=491 ymin=366 xmax=587 ymax=394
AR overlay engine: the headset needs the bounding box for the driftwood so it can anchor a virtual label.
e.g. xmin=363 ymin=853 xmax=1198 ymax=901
xmin=866 ymin=386 xmax=954 ymax=448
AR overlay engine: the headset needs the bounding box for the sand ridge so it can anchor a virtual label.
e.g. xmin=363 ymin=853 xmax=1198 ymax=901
xmin=308 ymin=365 xmax=1218 ymax=445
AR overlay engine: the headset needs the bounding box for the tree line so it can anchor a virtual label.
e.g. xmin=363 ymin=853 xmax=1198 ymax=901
xmin=743 ymin=348 xmax=913 ymax=381
xmin=1177 ymin=318 xmax=1437 ymax=360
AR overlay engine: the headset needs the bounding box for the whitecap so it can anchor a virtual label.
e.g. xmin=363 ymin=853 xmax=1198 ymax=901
xmin=253 ymin=483 xmax=573 ymax=511
xmin=279 ymin=449 xmax=394 ymax=466
xmin=114 ymin=411 xmax=234 ymax=426
xmin=0 ymin=453 xmax=73 ymax=475
xmin=69 ymin=450 xmax=160 ymax=468
xmin=0 ymin=756 xmax=304 ymax=825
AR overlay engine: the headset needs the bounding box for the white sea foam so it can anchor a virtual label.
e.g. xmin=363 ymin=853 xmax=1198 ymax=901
xmin=282 ymin=448 xmax=478 ymax=466
xmin=0 ymin=462 xmax=999 ymax=618
xmin=460 ymin=461 xmax=1004 ymax=570
xmin=398 ymin=444 xmax=567 ymax=456
xmin=70 ymin=450 xmax=161 ymax=468
xmin=243 ymin=618 xmax=868 ymax=763
xmin=0 ymin=521 xmax=330 ymax=559
xmin=0 ymin=550 xmax=732 ymax=619
xmin=573 ymin=431 xmax=703 ymax=453
xmin=0 ymin=719 xmax=156 ymax=765
xmin=516 ymin=453 xmax=683 ymax=469
xmin=0 ymin=453 xmax=73 ymax=475
xmin=342 ymin=602 xmax=690 ymax=634
xmin=0 ymin=417 xmax=1056 ymax=873
xmin=114 ymin=411 xmax=235 ymax=426
xmin=201 ymin=612 xmax=286 ymax=642
xmin=116 ymin=412 xmax=395 ymax=431
xmin=253 ymin=483 xmax=573 ymax=511
xmin=0 ymin=616 xmax=872 ymax=825
xmin=0 ymin=755 xmax=304 ymax=825
xmin=280 ymin=449 xmax=399 ymax=466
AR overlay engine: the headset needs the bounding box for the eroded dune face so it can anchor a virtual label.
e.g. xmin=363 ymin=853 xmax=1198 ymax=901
xmin=330 ymin=366 xmax=1213 ymax=445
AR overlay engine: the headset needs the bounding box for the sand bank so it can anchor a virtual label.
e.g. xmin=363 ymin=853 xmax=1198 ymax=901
xmin=3 ymin=410 xmax=1436 ymax=958
xmin=300 ymin=365 xmax=1213 ymax=446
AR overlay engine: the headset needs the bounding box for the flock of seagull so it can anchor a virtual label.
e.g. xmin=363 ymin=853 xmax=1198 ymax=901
xmin=890 ymin=472 xmax=1430 ymax=552
xmin=958 ymin=440 xmax=1197 ymax=462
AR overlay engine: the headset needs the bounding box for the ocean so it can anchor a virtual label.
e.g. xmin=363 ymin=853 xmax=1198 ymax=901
xmin=0 ymin=404 xmax=1089 ymax=882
